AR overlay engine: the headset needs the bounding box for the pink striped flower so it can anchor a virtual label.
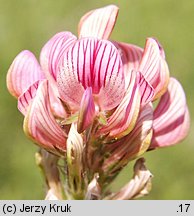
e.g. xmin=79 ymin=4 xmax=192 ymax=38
xmin=7 ymin=5 xmax=189 ymax=178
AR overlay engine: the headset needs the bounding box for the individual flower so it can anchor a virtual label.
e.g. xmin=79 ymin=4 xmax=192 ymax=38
xmin=6 ymin=5 xmax=190 ymax=199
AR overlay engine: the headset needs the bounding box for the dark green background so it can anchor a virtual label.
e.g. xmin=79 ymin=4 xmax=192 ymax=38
xmin=0 ymin=0 xmax=193 ymax=199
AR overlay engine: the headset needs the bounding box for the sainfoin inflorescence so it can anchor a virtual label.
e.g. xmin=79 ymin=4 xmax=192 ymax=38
xmin=6 ymin=5 xmax=190 ymax=200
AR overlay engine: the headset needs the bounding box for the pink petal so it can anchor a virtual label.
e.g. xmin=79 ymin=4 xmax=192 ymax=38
xmin=48 ymin=83 xmax=66 ymax=118
xmin=136 ymin=71 xmax=155 ymax=106
xmin=7 ymin=50 xmax=44 ymax=98
xmin=102 ymin=103 xmax=153 ymax=173
xmin=99 ymin=71 xmax=153 ymax=138
xmin=77 ymin=87 xmax=96 ymax=133
xmin=57 ymin=38 xmax=125 ymax=111
xmin=138 ymin=38 xmax=169 ymax=99
xmin=99 ymin=71 xmax=141 ymax=138
xmin=40 ymin=31 xmax=77 ymax=82
xmin=78 ymin=5 xmax=119 ymax=39
xmin=18 ymin=80 xmax=43 ymax=116
xmin=113 ymin=41 xmax=143 ymax=86
xmin=23 ymin=80 xmax=67 ymax=154
xmin=18 ymin=80 xmax=66 ymax=118
xmin=106 ymin=158 xmax=152 ymax=200
xmin=150 ymin=78 xmax=190 ymax=149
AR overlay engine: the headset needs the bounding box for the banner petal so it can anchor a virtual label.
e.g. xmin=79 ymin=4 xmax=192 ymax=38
xmin=78 ymin=5 xmax=119 ymax=39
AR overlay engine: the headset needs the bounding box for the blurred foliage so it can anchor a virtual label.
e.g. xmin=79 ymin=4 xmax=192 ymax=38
xmin=0 ymin=0 xmax=193 ymax=199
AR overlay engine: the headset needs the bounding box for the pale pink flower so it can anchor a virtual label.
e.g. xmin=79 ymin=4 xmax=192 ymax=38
xmin=6 ymin=5 xmax=189 ymax=176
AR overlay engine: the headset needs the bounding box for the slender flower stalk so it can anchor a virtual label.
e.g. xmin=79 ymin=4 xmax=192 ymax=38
xmin=6 ymin=5 xmax=190 ymax=200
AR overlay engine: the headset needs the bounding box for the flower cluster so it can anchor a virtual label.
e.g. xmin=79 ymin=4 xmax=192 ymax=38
xmin=7 ymin=5 xmax=190 ymax=199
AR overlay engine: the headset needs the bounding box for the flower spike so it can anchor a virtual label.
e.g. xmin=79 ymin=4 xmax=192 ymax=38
xmin=6 ymin=4 xmax=190 ymax=200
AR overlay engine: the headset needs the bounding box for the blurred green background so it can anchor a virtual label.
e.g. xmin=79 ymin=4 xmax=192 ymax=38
xmin=0 ymin=0 xmax=193 ymax=199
